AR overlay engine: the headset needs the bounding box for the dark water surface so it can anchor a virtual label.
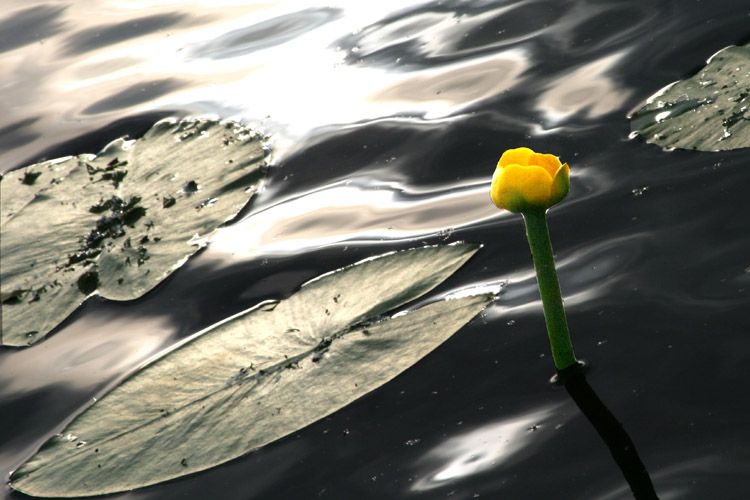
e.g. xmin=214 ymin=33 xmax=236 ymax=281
xmin=2 ymin=1 xmax=749 ymax=499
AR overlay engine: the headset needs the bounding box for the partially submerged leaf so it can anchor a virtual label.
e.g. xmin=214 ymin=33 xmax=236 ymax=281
xmin=0 ymin=118 xmax=266 ymax=346
xmin=11 ymin=243 xmax=494 ymax=497
xmin=630 ymin=42 xmax=750 ymax=151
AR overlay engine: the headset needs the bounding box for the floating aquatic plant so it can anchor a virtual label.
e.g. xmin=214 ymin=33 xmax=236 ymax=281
xmin=0 ymin=117 xmax=266 ymax=347
xmin=10 ymin=243 xmax=493 ymax=497
xmin=630 ymin=42 xmax=750 ymax=151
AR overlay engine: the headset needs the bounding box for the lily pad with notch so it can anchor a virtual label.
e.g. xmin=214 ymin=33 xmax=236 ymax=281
xmin=0 ymin=117 xmax=267 ymax=347
xmin=630 ymin=42 xmax=750 ymax=151
xmin=10 ymin=242 xmax=494 ymax=497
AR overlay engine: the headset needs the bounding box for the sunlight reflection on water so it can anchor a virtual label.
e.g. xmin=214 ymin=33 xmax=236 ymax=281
xmin=369 ymin=50 xmax=529 ymax=118
xmin=209 ymin=178 xmax=500 ymax=258
xmin=536 ymin=50 xmax=633 ymax=125
xmin=410 ymin=404 xmax=566 ymax=492
xmin=0 ymin=313 xmax=172 ymax=394
xmin=0 ymin=0 xmax=638 ymax=170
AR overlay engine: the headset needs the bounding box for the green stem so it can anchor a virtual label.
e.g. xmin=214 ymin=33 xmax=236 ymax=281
xmin=522 ymin=208 xmax=577 ymax=371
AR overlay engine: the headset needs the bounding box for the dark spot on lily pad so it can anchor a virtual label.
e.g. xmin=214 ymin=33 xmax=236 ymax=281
xmin=101 ymin=170 xmax=128 ymax=188
xmin=87 ymin=196 xmax=146 ymax=246
xmin=21 ymin=171 xmax=42 ymax=185
xmin=122 ymin=205 xmax=146 ymax=227
xmin=89 ymin=196 xmax=119 ymax=214
xmin=136 ymin=246 xmax=149 ymax=266
xmin=76 ymin=269 xmax=99 ymax=295
xmin=67 ymin=248 xmax=102 ymax=266
xmin=107 ymin=158 xmax=128 ymax=169
xmin=85 ymin=218 xmax=122 ymax=248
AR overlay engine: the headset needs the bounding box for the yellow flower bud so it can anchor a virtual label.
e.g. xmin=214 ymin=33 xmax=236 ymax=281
xmin=490 ymin=147 xmax=570 ymax=213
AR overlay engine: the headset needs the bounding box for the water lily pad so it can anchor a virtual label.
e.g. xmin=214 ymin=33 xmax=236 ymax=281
xmin=10 ymin=243 xmax=493 ymax=497
xmin=0 ymin=118 xmax=266 ymax=346
xmin=630 ymin=42 xmax=750 ymax=151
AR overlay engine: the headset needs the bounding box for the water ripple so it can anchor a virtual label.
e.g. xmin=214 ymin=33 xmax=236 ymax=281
xmin=209 ymin=177 xmax=500 ymax=259
xmin=0 ymin=311 xmax=172 ymax=395
xmin=60 ymin=13 xmax=189 ymax=56
xmin=535 ymin=50 xmax=634 ymax=125
xmin=369 ymin=49 xmax=529 ymax=119
xmin=0 ymin=5 xmax=67 ymax=54
xmin=2 ymin=1 xmax=749 ymax=498
xmin=485 ymin=231 xmax=653 ymax=319
xmin=191 ymin=8 xmax=342 ymax=60
xmin=81 ymin=78 xmax=188 ymax=115
xmin=335 ymin=0 xmax=563 ymax=67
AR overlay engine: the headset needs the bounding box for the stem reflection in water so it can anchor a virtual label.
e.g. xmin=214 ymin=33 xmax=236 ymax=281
xmin=559 ymin=365 xmax=660 ymax=500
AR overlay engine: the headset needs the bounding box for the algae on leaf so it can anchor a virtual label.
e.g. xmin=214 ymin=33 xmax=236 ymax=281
xmin=630 ymin=42 xmax=750 ymax=151
xmin=10 ymin=243 xmax=494 ymax=497
xmin=0 ymin=118 xmax=266 ymax=346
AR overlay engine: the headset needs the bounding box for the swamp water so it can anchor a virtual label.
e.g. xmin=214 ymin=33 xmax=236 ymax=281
xmin=1 ymin=0 xmax=749 ymax=499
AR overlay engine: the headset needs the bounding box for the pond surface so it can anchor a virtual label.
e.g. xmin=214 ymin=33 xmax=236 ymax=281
xmin=2 ymin=0 xmax=750 ymax=499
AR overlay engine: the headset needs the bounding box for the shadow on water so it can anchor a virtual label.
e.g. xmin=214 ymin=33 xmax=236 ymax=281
xmin=556 ymin=364 xmax=660 ymax=500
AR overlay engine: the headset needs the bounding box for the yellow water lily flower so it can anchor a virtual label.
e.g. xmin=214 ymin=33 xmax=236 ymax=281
xmin=491 ymin=147 xmax=570 ymax=213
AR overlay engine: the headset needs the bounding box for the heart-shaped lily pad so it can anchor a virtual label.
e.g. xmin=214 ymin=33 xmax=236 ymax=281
xmin=630 ymin=42 xmax=750 ymax=151
xmin=11 ymin=243 xmax=493 ymax=497
xmin=0 ymin=117 xmax=267 ymax=346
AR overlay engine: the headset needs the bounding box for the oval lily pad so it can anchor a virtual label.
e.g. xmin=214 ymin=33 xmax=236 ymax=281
xmin=630 ymin=42 xmax=750 ymax=151
xmin=0 ymin=117 xmax=267 ymax=347
xmin=10 ymin=243 xmax=494 ymax=497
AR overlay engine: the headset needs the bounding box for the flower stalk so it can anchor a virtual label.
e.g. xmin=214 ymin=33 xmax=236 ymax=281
xmin=522 ymin=208 xmax=577 ymax=370
xmin=490 ymin=147 xmax=578 ymax=371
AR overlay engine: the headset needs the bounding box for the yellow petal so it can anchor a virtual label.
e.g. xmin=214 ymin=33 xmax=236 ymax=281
xmin=549 ymin=162 xmax=570 ymax=207
xmin=491 ymin=164 xmax=553 ymax=213
xmin=497 ymin=147 xmax=535 ymax=168
xmin=529 ymin=153 xmax=562 ymax=178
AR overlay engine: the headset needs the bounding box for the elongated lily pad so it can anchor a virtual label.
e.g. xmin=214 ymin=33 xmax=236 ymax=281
xmin=0 ymin=117 xmax=266 ymax=346
xmin=630 ymin=42 xmax=750 ymax=151
xmin=11 ymin=243 xmax=493 ymax=497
